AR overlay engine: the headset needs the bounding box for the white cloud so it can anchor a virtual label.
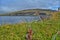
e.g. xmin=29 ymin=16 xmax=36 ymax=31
xmin=0 ymin=0 xmax=59 ymax=12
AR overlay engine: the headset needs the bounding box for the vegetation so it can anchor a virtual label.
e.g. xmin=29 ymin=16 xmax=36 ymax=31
xmin=0 ymin=12 xmax=60 ymax=40
xmin=0 ymin=19 xmax=60 ymax=40
xmin=0 ymin=9 xmax=57 ymax=16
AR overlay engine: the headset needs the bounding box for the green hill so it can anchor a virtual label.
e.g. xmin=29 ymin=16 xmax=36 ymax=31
xmin=0 ymin=9 xmax=58 ymax=16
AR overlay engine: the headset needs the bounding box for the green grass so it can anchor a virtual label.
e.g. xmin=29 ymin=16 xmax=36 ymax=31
xmin=0 ymin=20 xmax=60 ymax=40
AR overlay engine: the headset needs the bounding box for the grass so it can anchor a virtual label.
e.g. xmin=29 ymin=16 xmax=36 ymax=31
xmin=0 ymin=19 xmax=60 ymax=40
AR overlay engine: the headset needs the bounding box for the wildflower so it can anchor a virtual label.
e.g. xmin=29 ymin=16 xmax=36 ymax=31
xmin=25 ymin=27 xmax=33 ymax=40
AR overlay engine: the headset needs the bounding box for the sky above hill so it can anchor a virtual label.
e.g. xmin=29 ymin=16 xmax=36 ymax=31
xmin=0 ymin=0 xmax=60 ymax=13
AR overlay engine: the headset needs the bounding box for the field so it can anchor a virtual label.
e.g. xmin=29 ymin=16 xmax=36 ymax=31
xmin=0 ymin=19 xmax=60 ymax=40
xmin=0 ymin=12 xmax=60 ymax=40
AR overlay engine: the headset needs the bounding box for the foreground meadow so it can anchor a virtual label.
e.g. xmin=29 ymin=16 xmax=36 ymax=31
xmin=0 ymin=19 xmax=60 ymax=40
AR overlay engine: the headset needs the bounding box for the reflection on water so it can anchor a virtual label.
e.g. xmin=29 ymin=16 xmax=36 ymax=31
xmin=0 ymin=16 xmax=41 ymax=24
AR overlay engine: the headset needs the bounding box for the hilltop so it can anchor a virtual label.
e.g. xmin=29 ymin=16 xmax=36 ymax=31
xmin=0 ymin=9 xmax=58 ymax=16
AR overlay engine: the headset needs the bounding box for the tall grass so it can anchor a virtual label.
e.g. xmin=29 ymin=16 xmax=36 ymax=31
xmin=0 ymin=19 xmax=60 ymax=40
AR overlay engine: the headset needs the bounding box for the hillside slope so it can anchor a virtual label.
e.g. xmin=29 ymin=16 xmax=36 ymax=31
xmin=0 ymin=9 xmax=58 ymax=16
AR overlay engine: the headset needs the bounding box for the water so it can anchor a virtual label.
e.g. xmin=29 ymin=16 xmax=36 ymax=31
xmin=0 ymin=16 xmax=40 ymax=24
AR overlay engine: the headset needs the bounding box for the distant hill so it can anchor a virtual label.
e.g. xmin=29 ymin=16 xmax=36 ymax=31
xmin=0 ymin=9 xmax=58 ymax=16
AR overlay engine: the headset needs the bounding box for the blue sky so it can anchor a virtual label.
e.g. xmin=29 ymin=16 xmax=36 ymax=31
xmin=0 ymin=0 xmax=60 ymax=13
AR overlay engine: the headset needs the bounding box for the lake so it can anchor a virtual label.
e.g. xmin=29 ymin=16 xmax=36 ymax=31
xmin=0 ymin=16 xmax=41 ymax=24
